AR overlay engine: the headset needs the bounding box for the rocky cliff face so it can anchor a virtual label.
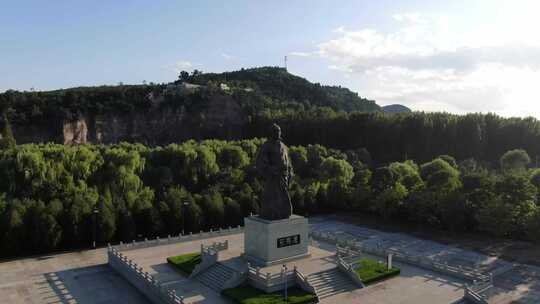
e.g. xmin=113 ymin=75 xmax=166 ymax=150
xmin=12 ymin=94 xmax=247 ymax=145
xmin=63 ymin=119 xmax=88 ymax=145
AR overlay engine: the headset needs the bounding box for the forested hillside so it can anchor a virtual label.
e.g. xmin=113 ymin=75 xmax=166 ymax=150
xmin=3 ymin=67 xmax=540 ymax=168
xmin=182 ymin=67 xmax=380 ymax=112
xmin=0 ymin=67 xmax=378 ymax=126
xmin=0 ymin=141 xmax=538 ymax=258
xmin=2 ymin=67 xmax=540 ymax=258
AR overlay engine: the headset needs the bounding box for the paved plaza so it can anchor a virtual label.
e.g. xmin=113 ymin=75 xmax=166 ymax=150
xmin=309 ymin=215 xmax=540 ymax=304
xmin=0 ymin=248 xmax=147 ymax=304
xmin=1 ymin=215 xmax=540 ymax=303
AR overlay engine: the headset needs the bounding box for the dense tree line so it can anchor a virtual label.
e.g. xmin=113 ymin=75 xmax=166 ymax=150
xmin=0 ymin=85 xmax=161 ymax=124
xmin=0 ymin=140 xmax=539 ymax=258
xmin=5 ymin=88 xmax=540 ymax=169
xmin=247 ymin=109 xmax=540 ymax=166
xmin=4 ymin=68 xmax=540 ymax=169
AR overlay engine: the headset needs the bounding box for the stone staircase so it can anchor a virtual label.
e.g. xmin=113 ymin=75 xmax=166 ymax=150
xmin=195 ymin=263 xmax=236 ymax=292
xmin=307 ymin=267 xmax=359 ymax=299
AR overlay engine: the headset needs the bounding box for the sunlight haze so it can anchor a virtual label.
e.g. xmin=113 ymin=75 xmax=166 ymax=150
xmin=1 ymin=0 xmax=539 ymax=117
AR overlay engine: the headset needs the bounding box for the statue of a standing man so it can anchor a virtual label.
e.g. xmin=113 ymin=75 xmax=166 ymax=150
xmin=256 ymin=123 xmax=294 ymax=220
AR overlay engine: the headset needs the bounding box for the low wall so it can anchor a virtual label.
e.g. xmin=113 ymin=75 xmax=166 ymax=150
xmin=189 ymin=241 xmax=229 ymax=278
xmin=247 ymin=264 xmax=297 ymax=293
xmin=464 ymin=282 xmax=491 ymax=304
xmin=311 ymin=231 xmax=490 ymax=283
xmin=337 ymin=255 xmax=365 ymax=288
xmin=294 ymin=267 xmax=316 ymax=295
xmin=111 ymin=226 xmax=243 ymax=252
xmin=108 ymin=247 xmax=183 ymax=304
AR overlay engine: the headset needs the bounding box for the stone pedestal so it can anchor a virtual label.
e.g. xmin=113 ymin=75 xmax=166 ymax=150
xmin=244 ymin=214 xmax=310 ymax=266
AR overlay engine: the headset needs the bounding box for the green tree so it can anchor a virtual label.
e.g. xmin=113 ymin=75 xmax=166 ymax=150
xmin=372 ymin=182 xmax=408 ymax=219
xmin=161 ymin=186 xmax=192 ymax=234
xmin=438 ymin=155 xmax=457 ymax=169
xmin=200 ymin=188 xmax=225 ymax=229
xmin=224 ymin=197 xmax=242 ymax=226
xmin=420 ymin=158 xmax=461 ymax=193
xmin=289 ymin=146 xmax=308 ymax=177
xmin=388 ymin=161 xmax=423 ymax=192
xmin=371 ymin=166 xmax=395 ymax=195
xmin=477 ymin=173 xmax=537 ymax=237
xmin=218 ymin=145 xmax=249 ymax=169
xmin=306 ymin=144 xmax=327 ymax=177
xmin=530 ymin=168 xmax=540 ymax=204
xmin=0 ymin=114 xmax=16 ymax=149
xmin=320 ymin=157 xmax=354 ymax=184
xmin=526 ymin=209 xmax=540 ymax=242
xmin=96 ymin=193 xmax=116 ymax=243
xmin=501 ymin=149 xmax=530 ymax=172
xmin=350 ymin=166 xmax=372 ymax=210
xmin=179 ymin=71 xmax=190 ymax=82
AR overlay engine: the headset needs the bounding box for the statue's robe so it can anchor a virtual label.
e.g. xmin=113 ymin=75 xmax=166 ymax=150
xmin=256 ymin=139 xmax=294 ymax=220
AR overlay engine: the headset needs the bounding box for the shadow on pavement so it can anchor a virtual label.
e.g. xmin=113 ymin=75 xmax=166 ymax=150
xmin=39 ymin=264 xmax=149 ymax=304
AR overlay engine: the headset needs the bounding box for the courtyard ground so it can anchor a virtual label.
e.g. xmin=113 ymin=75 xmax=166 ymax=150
xmin=0 ymin=248 xmax=147 ymax=304
xmin=0 ymin=215 xmax=539 ymax=303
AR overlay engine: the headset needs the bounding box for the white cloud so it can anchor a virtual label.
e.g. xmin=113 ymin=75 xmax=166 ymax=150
xmin=173 ymin=60 xmax=193 ymax=73
xmin=289 ymin=51 xmax=313 ymax=57
xmin=332 ymin=26 xmax=346 ymax=33
xmin=392 ymin=13 xmax=426 ymax=25
xmin=221 ymin=53 xmax=237 ymax=60
xmin=309 ymin=12 xmax=540 ymax=117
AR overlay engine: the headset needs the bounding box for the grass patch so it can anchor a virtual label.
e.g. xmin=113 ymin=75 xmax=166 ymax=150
xmin=166 ymin=252 xmax=201 ymax=274
xmin=222 ymin=286 xmax=317 ymax=304
xmin=354 ymin=258 xmax=400 ymax=285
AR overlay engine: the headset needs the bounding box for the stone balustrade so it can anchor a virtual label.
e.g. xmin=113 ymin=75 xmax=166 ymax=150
xmin=310 ymin=230 xmax=491 ymax=283
xmin=464 ymin=281 xmax=491 ymax=304
xmin=108 ymin=247 xmax=184 ymax=304
xmin=246 ymin=262 xmax=303 ymax=293
xmin=189 ymin=241 xmax=230 ymax=278
xmin=110 ymin=226 xmax=243 ymax=252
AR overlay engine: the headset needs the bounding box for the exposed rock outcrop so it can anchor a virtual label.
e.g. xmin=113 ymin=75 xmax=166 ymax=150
xmin=13 ymin=93 xmax=247 ymax=145
xmin=63 ymin=119 xmax=88 ymax=145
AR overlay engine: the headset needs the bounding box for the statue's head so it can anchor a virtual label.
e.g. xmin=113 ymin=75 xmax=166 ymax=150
xmin=270 ymin=123 xmax=282 ymax=140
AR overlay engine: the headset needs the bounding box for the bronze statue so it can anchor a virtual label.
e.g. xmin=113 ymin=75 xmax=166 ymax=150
xmin=256 ymin=123 xmax=294 ymax=220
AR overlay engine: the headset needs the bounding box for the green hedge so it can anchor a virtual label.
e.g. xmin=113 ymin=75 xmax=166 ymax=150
xmin=222 ymin=286 xmax=318 ymax=304
xmin=166 ymin=252 xmax=201 ymax=274
xmin=354 ymin=258 xmax=400 ymax=285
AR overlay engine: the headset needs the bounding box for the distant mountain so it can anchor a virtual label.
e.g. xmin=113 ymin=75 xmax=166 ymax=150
xmin=0 ymin=66 xmax=382 ymax=145
xmin=382 ymin=104 xmax=411 ymax=114
xmin=183 ymin=67 xmax=381 ymax=113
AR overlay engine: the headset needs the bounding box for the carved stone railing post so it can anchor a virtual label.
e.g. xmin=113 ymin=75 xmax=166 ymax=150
xmin=266 ymin=272 xmax=271 ymax=285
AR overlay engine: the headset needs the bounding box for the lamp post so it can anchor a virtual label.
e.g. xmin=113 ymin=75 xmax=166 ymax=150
xmin=92 ymin=207 xmax=100 ymax=249
xmin=282 ymin=264 xmax=288 ymax=303
xmin=182 ymin=202 xmax=189 ymax=235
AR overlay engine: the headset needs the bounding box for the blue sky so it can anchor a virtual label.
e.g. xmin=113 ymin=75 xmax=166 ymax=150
xmin=2 ymin=0 xmax=540 ymax=117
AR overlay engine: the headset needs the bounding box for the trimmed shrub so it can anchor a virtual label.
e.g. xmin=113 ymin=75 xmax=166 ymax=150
xmin=222 ymin=286 xmax=318 ymax=304
xmin=354 ymin=258 xmax=400 ymax=285
xmin=166 ymin=252 xmax=201 ymax=274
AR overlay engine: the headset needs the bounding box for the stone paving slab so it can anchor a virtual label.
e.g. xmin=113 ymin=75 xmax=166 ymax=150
xmin=124 ymin=231 xmax=467 ymax=304
xmin=0 ymin=249 xmax=148 ymax=304
xmin=310 ymin=215 xmax=540 ymax=304
xmin=2 ymin=215 xmax=540 ymax=303
xmin=320 ymin=257 xmax=465 ymax=304
xmin=310 ymin=216 xmax=512 ymax=271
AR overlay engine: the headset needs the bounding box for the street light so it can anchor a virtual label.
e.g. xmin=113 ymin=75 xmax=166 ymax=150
xmin=182 ymin=202 xmax=189 ymax=235
xmin=282 ymin=264 xmax=288 ymax=303
xmin=92 ymin=207 xmax=100 ymax=249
